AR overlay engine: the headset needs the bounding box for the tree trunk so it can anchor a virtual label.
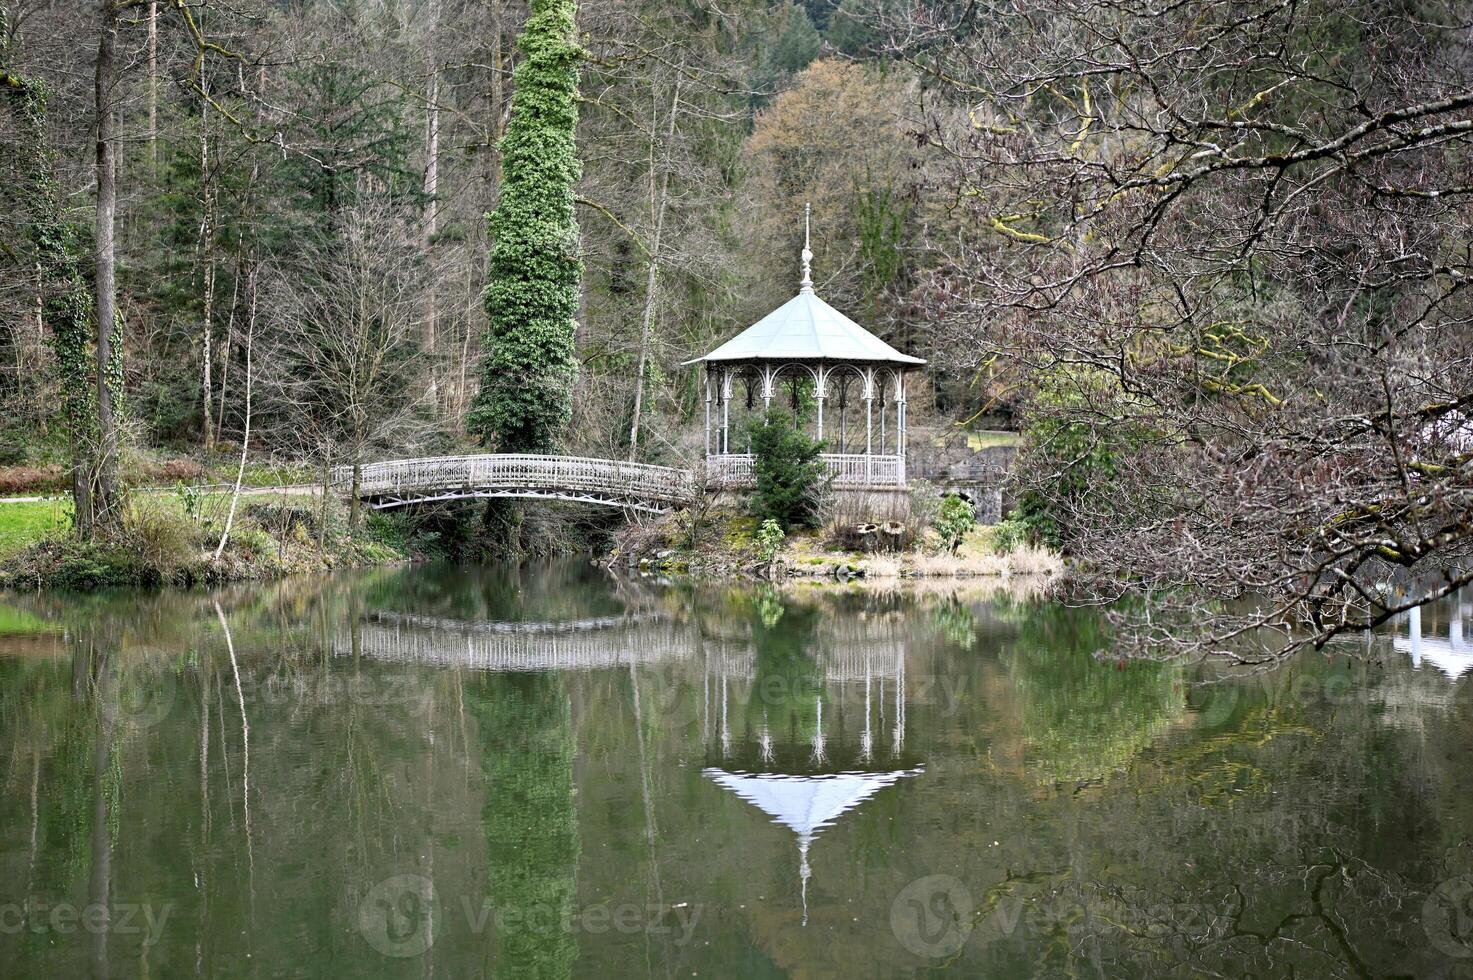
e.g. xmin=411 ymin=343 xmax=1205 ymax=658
xmin=423 ymin=66 xmax=440 ymax=403
xmin=31 ymin=287 xmax=47 ymax=436
xmin=627 ymin=73 xmax=682 ymax=460
xmin=6 ymin=64 xmax=97 ymax=533
xmin=200 ymin=88 xmax=216 ymax=453
xmin=350 ymin=461 xmax=362 ymax=530
xmin=214 ymin=266 xmax=255 ymax=561
xmin=147 ymin=1 xmax=157 ymax=169
xmin=214 ymin=254 xmax=241 ymax=444
xmin=93 ymin=0 xmax=121 ymax=527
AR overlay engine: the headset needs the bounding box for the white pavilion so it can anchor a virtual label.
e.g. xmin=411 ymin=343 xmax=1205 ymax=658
xmin=689 ymin=208 xmax=925 ymax=489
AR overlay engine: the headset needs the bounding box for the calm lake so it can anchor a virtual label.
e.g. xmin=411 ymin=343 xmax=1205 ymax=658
xmin=1 ymin=562 xmax=1470 ymax=978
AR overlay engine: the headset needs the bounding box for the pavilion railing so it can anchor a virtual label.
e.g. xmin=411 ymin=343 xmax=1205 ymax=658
xmin=706 ymin=453 xmax=904 ymax=488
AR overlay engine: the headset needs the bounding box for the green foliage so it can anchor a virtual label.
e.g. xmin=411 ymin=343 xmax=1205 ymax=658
xmin=362 ymin=510 xmax=446 ymax=559
xmin=240 ymin=502 xmax=318 ymax=544
xmin=933 ymin=494 xmax=976 ymax=553
xmin=829 ymin=0 xmax=897 ymax=56
xmin=1013 ymin=367 xmax=1139 ymax=550
xmin=468 ymin=0 xmax=584 ymax=453
xmin=747 ymin=408 xmax=827 ymax=530
xmin=854 ymin=186 xmax=908 ymax=300
xmin=174 ymin=481 xmax=205 ymax=527
xmin=227 ymin=524 xmax=275 ymax=560
xmin=755 ymin=518 xmax=785 ymax=563
xmin=990 ymin=514 xmax=1030 ymax=555
xmin=770 ymin=3 xmax=822 ymax=74
xmin=281 ymin=60 xmax=421 ymax=219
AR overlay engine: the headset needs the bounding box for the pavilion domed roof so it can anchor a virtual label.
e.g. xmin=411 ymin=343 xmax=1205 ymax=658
xmin=689 ymin=287 xmax=925 ymax=366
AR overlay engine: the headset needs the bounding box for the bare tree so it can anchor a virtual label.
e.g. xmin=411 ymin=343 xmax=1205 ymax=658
xmin=263 ymin=200 xmax=430 ymax=528
xmin=882 ymin=0 xmax=1473 ymax=660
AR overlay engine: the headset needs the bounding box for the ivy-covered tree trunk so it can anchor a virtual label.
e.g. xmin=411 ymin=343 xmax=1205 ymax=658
xmin=2 ymin=57 xmax=99 ymax=534
xmin=467 ymin=0 xmax=583 ymax=453
xmin=92 ymin=0 xmax=122 ymax=526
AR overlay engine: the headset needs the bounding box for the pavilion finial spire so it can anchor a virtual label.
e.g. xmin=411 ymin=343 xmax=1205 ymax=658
xmin=800 ymin=202 xmax=814 ymax=294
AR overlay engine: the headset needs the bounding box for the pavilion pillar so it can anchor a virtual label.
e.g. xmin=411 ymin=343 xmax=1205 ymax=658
xmin=896 ymin=371 xmax=907 ymax=485
xmin=721 ymin=368 xmax=731 ymax=454
xmin=815 ymin=365 xmax=826 ymax=441
xmin=897 ymin=399 xmax=906 ymax=483
xmin=704 ymin=369 xmax=712 ymax=456
xmin=879 ymin=384 xmax=887 ymax=457
xmin=864 ymin=367 xmax=875 ymax=483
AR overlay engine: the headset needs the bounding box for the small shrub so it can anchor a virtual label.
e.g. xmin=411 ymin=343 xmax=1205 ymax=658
xmin=51 ymin=554 xmax=137 ymax=591
xmin=909 ymin=481 xmax=942 ymax=530
xmin=245 ymin=502 xmax=319 ymax=537
xmin=748 ymin=408 xmax=827 ymax=530
xmin=126 ymin=507 xmax=200 ymax=580
xmin=1011 ymin=366 xmax=1147 ymax=549
xmin=175 ymin=481 xmax=205 ymax=526
xmin=755 ymin=518 xmax=785 ymax=564
xmin=991 ymin=515 xmax=1030 ymax=554
xmin=933 ymin=494 xmax=976 ymax=554
xmin=0 ymin=423 xmax=30 ymax=467
xmin=18 ymin=534 xmax=162 ymax=591
xmin=228 ymin=524 xmax=276 ymax=560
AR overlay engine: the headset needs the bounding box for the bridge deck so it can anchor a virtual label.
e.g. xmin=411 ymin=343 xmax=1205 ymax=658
xmin=335 ymin=450 xmax=908 ymax=512
xmin=335 ymin=454 xmax=695 ymax=513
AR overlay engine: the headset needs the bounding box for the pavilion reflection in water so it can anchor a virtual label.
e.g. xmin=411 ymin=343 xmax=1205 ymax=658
xmin=698 ymin=622 xmax=923 ymax=926
xmin=332 ymin=605 xmax=924 ymax=926
xmin=1394 ymin=589 xmax=1473 ymax=680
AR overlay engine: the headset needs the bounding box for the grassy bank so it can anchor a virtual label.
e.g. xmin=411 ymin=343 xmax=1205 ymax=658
xmin=0 ymin=490 xmax=408 ymax=591
xmin=0 ymin=499 xmax=70 ymax=558
xmin=608 ymin=509 xmax=1061 ymax=582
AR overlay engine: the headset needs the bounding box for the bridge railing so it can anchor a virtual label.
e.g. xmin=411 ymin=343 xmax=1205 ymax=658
xmin=334 ymin=454 xmax=695 ymax=502
xmin=705 ymin=453 xmax=904 ymax=488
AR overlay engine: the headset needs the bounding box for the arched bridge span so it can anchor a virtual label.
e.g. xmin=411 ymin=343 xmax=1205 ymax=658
xmin=334 ymin=454 xmax=696 ymax=514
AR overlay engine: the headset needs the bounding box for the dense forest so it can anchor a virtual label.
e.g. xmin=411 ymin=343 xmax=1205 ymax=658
xmin=2 ymin=1 xmax=1471 ymax=657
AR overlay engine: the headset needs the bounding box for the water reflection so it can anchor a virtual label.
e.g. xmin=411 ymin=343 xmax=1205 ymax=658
xmin=700 ymin=604 xmax=922 ymax=926
xmin=0 ymin=571 xmax=1470 ymax=978
xmin=1397 ymin=594 xmax=1473 ymax=680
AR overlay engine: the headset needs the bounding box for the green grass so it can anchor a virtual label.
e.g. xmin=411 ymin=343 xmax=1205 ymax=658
xmin=965 ymin=430 xmax=1021 ymax=450
xmin=0 ymin=489 xmax=323 ymax=560
xmin=0 ymin=499 xmax=71 ymax=558
xmin=206 ymin=459 xmax=319 ymax=487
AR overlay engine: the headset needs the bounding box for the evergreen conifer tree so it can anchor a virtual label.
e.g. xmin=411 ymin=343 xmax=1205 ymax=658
xmin=748 ymin=408 xmax=827 ymax=530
